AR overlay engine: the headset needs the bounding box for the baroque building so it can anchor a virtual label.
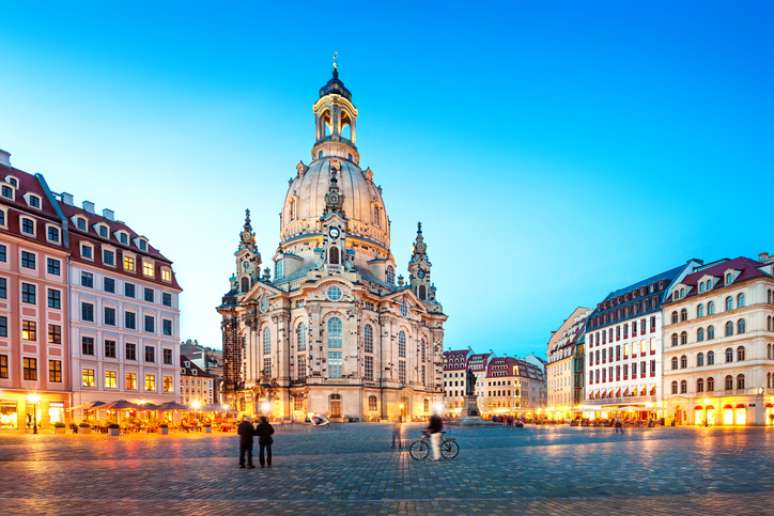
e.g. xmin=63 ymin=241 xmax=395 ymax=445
xmin=218 ymin=66 xmax=447 ymax=422
xmin=545 ymin=306 xmax=590 ymax=420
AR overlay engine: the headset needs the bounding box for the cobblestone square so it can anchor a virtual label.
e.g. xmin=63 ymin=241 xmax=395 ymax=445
xmin=1 ymin=424 xmax=773 ymax=515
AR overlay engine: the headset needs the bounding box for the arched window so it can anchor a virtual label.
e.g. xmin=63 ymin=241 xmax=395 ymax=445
xmin=725 ymin=375 xmax=733 ymax=390
xmin=328 ymin=246 xmax=340 ymax=265
xmin=725 ymin=347 xmax=733 ymax=363
xmin=707 ymin=325 xmax=715 ymax=340
xmin=737 ymin=318 xmax=746 ymax=334
xmin=289 ymin=198 xmax=296 ymax=221
xmin=707 ymin=350 xmax=715 ymax=365
xmin=671 ymin=311 xmax=678 ymax=324
xmin=697 ymin=378 xmax=704 ymax=392
xmin=680 ymin=355 xmax=687 ymax=369
xmin=736 ymin=345 xmax=745 ymax=361
xmin=296 ymin=322 xmax=307 ymax=352
xmin=418 ymin=284 xmax=426 ymax=300
xmin=680 ymin=308 xmax=688 ymax=322
xmin=398 ymin=331 xmax=406 ymax=358
xmin=725 ymin=296 xmax=733 ymax=311
xmin=671 ymin=381 xmax=678 ymax=395
xmin=423 ymin=398 xmax=430 ymax=413
xmin=697 ymin=327 xmax=705 ymax=342
xmin=697 ymin=304 xmax=704 ymax=318
xmin=263 ymin=327 xmax=271 ymax=354
xmin=680 ymin=380 xmax=687 ymax=394
xmin=737 ymin=293 xmax=745 ymax=308
xmin=671 ymin=333 xmax=678 ymax=347
xmin=241 ymin=277 xmax=249 ymax=292
xmin=736 ymin=374 xmax=745 ymax=390
xmin=340 ymin=111 xmax=353 ymax=141
xmin=386 ymin=266 xmax=395 ymax=286
xmin=696 ymin=352 xmax=704 ymax=367
xmin=707 ymin=301 xmax=715 ymax=315
xmin=368 ymin=395 xmax=377 ymax=411
xmin=321 ymin=110 xmax=333 ymax=137
xmin=707 ymin=377 xmax=715 ymax=391
xmin=328 ymin=317 xmax=343 ymax=349
xmin=680 ymin=331 xmax=688 ymax=345
xmin=671 ymin=357 xmax=678 ymax=370
xmin=363 ymin=324 xmax=374 ymax=353
xmin=372 ymin=205 xmax=382 ymax=228
xmin=725 ymin=321 xmax=733 ymax=337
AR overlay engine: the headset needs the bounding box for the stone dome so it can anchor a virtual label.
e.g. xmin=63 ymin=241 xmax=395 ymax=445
xmin=280 ymin=157 xmax=390 ymax=251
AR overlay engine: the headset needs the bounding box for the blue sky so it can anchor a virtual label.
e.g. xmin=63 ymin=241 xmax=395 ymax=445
xmin=2 ymin=1 xmax=772 ymax=357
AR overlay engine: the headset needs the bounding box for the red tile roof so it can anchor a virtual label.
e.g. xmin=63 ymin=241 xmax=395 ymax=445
xmin=670 ymin=256 xmax=771 ymax=301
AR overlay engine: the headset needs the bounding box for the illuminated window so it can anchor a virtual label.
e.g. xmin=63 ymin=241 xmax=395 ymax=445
xmin=125 ymin=372 xmax=137 ymax=390
xmin=22 ymin=320 xmax=36 ymax=341
xmin=23 ymin=357 xmax=37 ymax=380
xmin=123 ymin=255 xmax=135 ymax=272
xmin=144 ymin=374 xmax=156 ymax=392
xmin=82 ymin=368 xmax=95 ymax=387
xmin=105 ymin=370 xmax=117 ymax=388
xmin=161 ymin=267 xmax=172 ymax=282
xmin=143 ymin=260 xmax=154 ymax=278
xmin=163 ymin=375 xmax=174 ymax=393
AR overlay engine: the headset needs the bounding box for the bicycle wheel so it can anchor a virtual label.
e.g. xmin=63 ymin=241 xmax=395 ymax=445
xmin=441 ymin=438 xmax=459 ymax=460
xmin=409 ymin=439 xmax=430 ymax=461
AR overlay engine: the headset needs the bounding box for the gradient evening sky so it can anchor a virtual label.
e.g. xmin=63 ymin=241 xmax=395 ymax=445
xmin=2 ymin=1 xmax=772 ymax=357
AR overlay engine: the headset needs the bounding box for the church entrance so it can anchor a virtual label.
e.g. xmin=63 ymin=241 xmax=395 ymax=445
xmin=329 ymin=394 xmax=342 ymax=419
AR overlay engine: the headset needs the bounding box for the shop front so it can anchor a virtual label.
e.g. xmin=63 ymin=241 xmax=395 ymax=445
xmin=0 ymin=390 xmax=70 ymax=432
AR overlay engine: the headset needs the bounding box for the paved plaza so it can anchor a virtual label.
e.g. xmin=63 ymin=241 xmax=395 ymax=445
xmin=0 ymin=424 xmax=773 ymax=515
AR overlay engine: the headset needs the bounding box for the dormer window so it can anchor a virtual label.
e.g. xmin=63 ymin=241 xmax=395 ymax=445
xmin=25 ymin=193 xmax=42 ymax=209
xmin=46 ymin=225 xmax=61 ymax=244
xmin=74 ymin=216 xmax=87 ymax=231
xmin=725 ymin=272 xmax=734 ymax=285
xmin=95 ymin=224 xmax=109 ymax=239
xmin=161 ymin=267 xmax=172 ymax=283
xmin=142 ymin=259 xmax=155 ymax=278
xmin=0 ymin=185 xmax=13 ymax=200
xmin=135 ymin=238 xmax=148 ymax=252
xmin=4 ymin=176 xmax=19 ymax=188
xmin=123 ymin=254 xmax=136 ymax=272
xmin=20 ymin=216 xmax=35 ymax=236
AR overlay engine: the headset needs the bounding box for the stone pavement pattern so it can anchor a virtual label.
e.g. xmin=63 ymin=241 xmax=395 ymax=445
xmin=0 ymin=424 xmax=773 ymax=515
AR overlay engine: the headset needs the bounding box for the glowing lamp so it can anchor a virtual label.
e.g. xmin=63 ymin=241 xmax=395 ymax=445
xmin=191 ymin=400 xmax=202 ymax=410
xmin=27 ymin=393 xmax=41 ymax=404
xmin=260 ymin=401 xmax=271 ymax=414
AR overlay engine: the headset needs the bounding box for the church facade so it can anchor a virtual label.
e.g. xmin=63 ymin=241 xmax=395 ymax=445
xmin=217 ymin=66 xmax=447 ymax=422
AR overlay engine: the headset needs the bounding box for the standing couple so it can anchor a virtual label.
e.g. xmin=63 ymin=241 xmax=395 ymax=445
xmin=237 ymin=415 xmax=274 ymax=469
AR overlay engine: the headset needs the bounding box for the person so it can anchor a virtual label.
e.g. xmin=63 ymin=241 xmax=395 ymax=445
xmin=426 ymin=413 xmax=443 ymax=461
xmin=614 ymin=414 xmax=623 ymax=434
xmin=391 ymin=417 xmax=403 ymax=449
xmin=237 ymin=415 xmax=256 ymax=469
xmin=255 ymin=416 xmax=275 ymax=468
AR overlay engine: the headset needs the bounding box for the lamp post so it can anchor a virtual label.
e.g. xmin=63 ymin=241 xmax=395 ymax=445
xmin=27 ymin=394 xmax=40 ymax=434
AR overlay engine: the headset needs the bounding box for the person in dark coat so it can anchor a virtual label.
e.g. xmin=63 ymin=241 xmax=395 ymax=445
xmin=255 ymin=416 xmax=275 ymax=468
xmin=237 ymin=416 xmax=256 ymax=468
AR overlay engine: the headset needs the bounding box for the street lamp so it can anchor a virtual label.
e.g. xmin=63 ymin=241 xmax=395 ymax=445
xmin=27 ymin=393 xmax=41 ymax=435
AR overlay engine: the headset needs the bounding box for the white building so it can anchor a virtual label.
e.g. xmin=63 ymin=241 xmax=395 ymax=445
xmin=62 ymin=199 xmax=182 ymax=420
xmin=546 ymin=307 xmax=591 ymax=419
xmin=443 ymin=349 xmax=470 ymax=415
xmin=180 ymin=354 xmax=215 ymax=406
xmin=663 ymin=254 xmax=774 ymax=426
xmin=584 ymin=260 xmax=700 ymax=421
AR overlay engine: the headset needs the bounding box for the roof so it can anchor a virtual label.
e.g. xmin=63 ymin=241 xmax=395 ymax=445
xmin=319 ymin=67 xmax=352 ymax=100
xmin=180 ymin=354 xmax=214 ymax=378
xmin=466 ymin=353 xmax=491 ymax=372
xmin=486 ymin=356 xmax=544 ymax=380
xmin=0 ymin=164 xmax=61 ymax=223
xmin=669 ymin=256 xmax=772 ymax=301
xmin=443 ymin=349 xmax=470 ymax=371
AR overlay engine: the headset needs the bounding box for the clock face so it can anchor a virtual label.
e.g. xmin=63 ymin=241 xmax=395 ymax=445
xmin=329 ymin=227 xmax=340 ymax=239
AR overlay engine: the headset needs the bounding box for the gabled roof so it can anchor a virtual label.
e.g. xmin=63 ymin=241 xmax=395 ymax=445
xmin=671 ymin=256 xmax=771 ymax=300
xmin=180 ymin=354 xmax=214 ymax=378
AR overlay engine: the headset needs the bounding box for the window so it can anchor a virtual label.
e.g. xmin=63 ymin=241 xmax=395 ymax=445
xmin=163 ymin=375 xmax=174 ymax=393
xmin=81 ymin=271 xmax=94 ymax=288
xmin=97 ymin=225 xmax=109 ymax=238
xmin=368 ymin=395 xmax=377 ymax=411
xmin=263 ymin=328 xmax=272 ymax=354
xmin=680 ymin=308 xmax=687 ymax=322
xmin=104 ymin=370 xmax=117 ymax=388
xmin=162 ymin=292 xmax=172 ymax=306
xmin=125 ymin=282 xmax=135 ymax=298
xmin=47 ymin=324 xmax=61 ymax=344
xmin=47 ymin=258 xmax=61 ymax=275
xmin=697 ymin=327 xmax=704 ymax=342
xmin=102 ymin=249 xmax=115 ymax=266
xmin=104 ymin=307 xmax=116 ymax=326
xmin=725 ymin=296 xmax=733 ymax=311
xmin=725 ymin=348 xmax=733 ymax=363
xmin=142 ymin=260 xmax=154 ymax=278
xmin=707 ymin=350 xmax=715 ymax=365
xmin=725 ymin=321 xmax=733 ymax=337
xmin=737 ymin=346 xmax=745 ymax=361
xmin=398 ymin=360 xmax=406 ymax=384
xmin=680 ymin=355 xmax=687 ymax=369
xmin=21 ymin=283 xmax=36 ymax=304
xmin=125 ymin=343 xmax=137 ymax=361
xmin=327 ymin=285 xmax=342 ymax=301
xmin=21 ymin=251 xmax=36 ymax=269
xmin=126 ymin=372 xmax=137 ymax=390
xmin=696 ymin=378 xmax=704 ymax=393
xmin=20 ymin=217 xmax=35 ymax=236
xmin=144 ymin=374 xmax=156 ymax=392
xmin=697 ymin=304 xmax=704 ymax=318
xmin=671 ymin=311 xmax=678 ymax=324
xmin=0 ymin=355 xmax=7 ymax=378
xmin=81 ymin=302 xmax=94 ymax=322
xmin=0 ymin=244 xmax=5 ymax=262
xmin=47 ymin=226 xmax=60 ymax=243
xmin=104 ymin=339 xmax=116 ymax=358
xmin=125 ymin=311 xmax=136 ymax=329
xmin=104 ymin=277 xmax=115 ymax=293
xmin=81 ymin=368 xmax=96 ymax=387
xmin=365 ymin=355 xmax=374 ymax=381
xmin=82 ymin=336 xmax=95 ymax=355
xmin=398 ymin=331 xmax=406 ymax=358
xmin=671 ymin=381 xmax=678 ymax=395
xmin=74 ymin=217 xmax=87 ymax=231
xmin=80 ymin=243 xmax=94 ymax=260
xmin=707 ymin=325 xmax=715 ymax=340
xmin=295 ymin=322 xmax=307 ymax=352
xmin=0 ymin=316 xmax=6 ymax=337
xmin=328 ymin=317 xmax=342 ymax=349
xmin=737 ymin=318 xmax=746 ymax=334
xmin=0 ymin=278 xmax=5 ymax=300
xmin=0 ymin=185 xmax=12 ymax=199
xmin=144 ymin=288 xmax=154 ymax=303
xmin=144 ymin=315 xmax=155 ymax=333
xmin=118 ymin=232 xmax=129 ymax=245
xmin=671 ymin=357 xmax=679 ymax=370
xmin=161 ymin=268 xmax=172 ymax=282
xmin=22 ymin=320 xmax=36 ymax=341
xmin=697 ymin=352 xmax=704 ymax=367
xmin=327 ymin=351 xmax=342 ymax=378
xmin=23 ymin=357 xmax=37 ymax=380
xmin=328 ymin=246 xmax=340 ymax=265
xmin=736 ymin=374 xmax=745 ymax=390
xmin=737 ymin=293 xmax=745 ymax=308
xmin=297 ymin=355 xmax=306 ymax=380
xmin=162 ymin=319 xmax=173 ymax=336
xmin=707 ymin=377 xmax=715 ymax=391
xmin=124 ymin=255 xmax=135 ymax=272
xmin=47 ymin=288 xmax=61 ymax=309
xmin=263 ymin=357 xmax=272 ymax=377
xmin=680 ymin=380 xmax=687 ymax=394
xmin=138 ymin=239 xmax=147 ymax=251
xmin=363 ymin=324 xmax=374 ymax=353
xmin=680 ymin=331 xmax=687 ymax=345
xmin=163 ymin=348 xmax=173 ymax=365
xmin=145 ymin=345 xmax=155 ymax=363
xmin=708 ymin=301 xmax=715 ymax=315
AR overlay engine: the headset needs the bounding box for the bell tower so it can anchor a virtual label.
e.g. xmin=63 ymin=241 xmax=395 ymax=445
xmin=312 ymin=55 xmax=360 ymax=165
xmin=235 ymin=209 xmax=262 ymax=293
xmin=408 ymin=222 xmax=432 ymax=301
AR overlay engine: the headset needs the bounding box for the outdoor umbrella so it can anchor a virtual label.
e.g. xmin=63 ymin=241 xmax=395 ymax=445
xmin=158 ymin=401 xmax=188 ymax=410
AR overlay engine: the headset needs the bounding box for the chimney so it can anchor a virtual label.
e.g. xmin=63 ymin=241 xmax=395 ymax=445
xmin=82 ymin=200 xmax=95 ymax=213
xmin=759 ymin=251 xmax=773 ymax=264
xmin=102 ymin=208 xmax=115 ymax=221
xmin=60 ymin=192 xmax=74 ymax=205
xmin=0 ymin=149 xmax=10 ymax=167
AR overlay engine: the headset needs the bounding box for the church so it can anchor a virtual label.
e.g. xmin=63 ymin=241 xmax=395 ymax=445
xmin=218 ymin=64 xmax=447 ymax=422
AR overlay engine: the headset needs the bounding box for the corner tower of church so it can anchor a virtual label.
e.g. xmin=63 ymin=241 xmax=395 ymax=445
xmin=218 ymin=63 xmax=447 ymax=423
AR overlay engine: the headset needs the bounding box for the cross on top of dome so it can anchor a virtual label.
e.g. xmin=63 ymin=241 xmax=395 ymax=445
xmin=319 ymin=53 xmax=352 ymax=100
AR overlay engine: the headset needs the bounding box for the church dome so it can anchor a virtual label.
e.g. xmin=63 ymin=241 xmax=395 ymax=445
xmin=280 ymin=157 xmax=390 ymax=251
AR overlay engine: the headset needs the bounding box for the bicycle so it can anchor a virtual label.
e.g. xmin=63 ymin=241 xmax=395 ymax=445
xmin=408 ymin=431 xmax=460 ymax=460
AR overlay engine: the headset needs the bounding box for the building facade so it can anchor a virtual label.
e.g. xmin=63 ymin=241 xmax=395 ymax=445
xmin=442 ymin=349 xmax=470 ymax=415
xmin=0 ymin=153 xmax=70 ymax=430
xmin=546 ymin=307 xmax=590 ymax=419
xmin=479 ymin=356 xmax=546 ymax=418
xmin=663 ymin=254 xmax=774 ymax=426
xmin=584 ymin=260 xmax=700 ymax=421
xmin=218 ymin=66 xmax=447 ymax=423
xmin=180 ymin=354 xmax=215 ymax=406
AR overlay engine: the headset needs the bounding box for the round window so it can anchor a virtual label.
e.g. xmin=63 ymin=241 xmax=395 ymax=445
xmin=327 ymin=286 xmax=342 ymax=301
xmin=260 ymin=295 xmax=269 ymax=313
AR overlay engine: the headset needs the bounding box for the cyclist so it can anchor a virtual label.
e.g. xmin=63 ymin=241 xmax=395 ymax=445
xmin=426 ymin=412 xmax=443 ymax=461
